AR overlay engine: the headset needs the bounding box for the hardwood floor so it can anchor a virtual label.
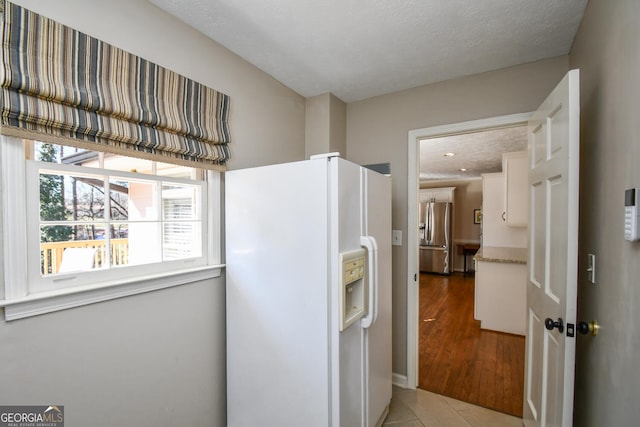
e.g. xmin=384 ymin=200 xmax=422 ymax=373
xmin=418 ymin=272 xmax=525 ymax=417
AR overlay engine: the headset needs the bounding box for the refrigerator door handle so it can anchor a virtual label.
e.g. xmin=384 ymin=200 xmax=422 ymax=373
xmin=426 ymin=203 xmax=432 ymax=243
xmin=360 ymin=235 xmax=378 ymax=329
xmin=444 ymin=203 xmax=450 ymax=247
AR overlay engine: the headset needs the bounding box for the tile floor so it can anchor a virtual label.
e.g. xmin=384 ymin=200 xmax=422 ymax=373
xmin=382 ymin=387 xmax=523 ymax=427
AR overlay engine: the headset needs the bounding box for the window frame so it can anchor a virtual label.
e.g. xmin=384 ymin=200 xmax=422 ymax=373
xmin=0 ymin=135 xmax=223 ymax=320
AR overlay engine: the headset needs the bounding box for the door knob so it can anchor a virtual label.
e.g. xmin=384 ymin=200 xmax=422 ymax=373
xmin=577 ymin=320 xmax=600 ymax=336
xmin=544 ymin=317 xmax=564 ymax=333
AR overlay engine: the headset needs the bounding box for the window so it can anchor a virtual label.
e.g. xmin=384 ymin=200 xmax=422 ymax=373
xmin=0 ymin=2 xmax=229 ymax=321
xmin=0 ymin=136 xmax=222 ymax=320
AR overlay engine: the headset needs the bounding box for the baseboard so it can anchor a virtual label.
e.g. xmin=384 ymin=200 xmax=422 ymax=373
xmin=392 ymin=372 xmax=408 ymax=388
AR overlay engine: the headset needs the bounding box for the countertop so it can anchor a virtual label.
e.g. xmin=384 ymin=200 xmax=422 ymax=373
xmin=474 ymin=246 xmax=527 ymax=264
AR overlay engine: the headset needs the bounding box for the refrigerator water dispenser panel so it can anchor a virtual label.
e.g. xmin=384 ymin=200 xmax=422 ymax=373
xmin=339 ymin=249 xmax=367 ymax=331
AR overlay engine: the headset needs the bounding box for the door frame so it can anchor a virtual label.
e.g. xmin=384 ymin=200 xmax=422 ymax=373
xmin=406 ymin=112 xmax=532 ymax=389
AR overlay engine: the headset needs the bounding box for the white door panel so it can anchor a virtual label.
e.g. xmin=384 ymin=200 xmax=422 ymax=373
xmin=523 ymin=69 xmax=580 ymax=427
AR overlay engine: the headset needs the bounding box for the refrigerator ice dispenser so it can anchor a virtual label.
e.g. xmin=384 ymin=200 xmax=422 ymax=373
xmin=339 ymin=249 xmax=367 ymax=331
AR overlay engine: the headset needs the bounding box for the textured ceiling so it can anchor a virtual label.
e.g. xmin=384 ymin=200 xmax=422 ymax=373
xmin=419 ymin=126 xmax=528 ymax=182
xmin=149 ymin=0 xmax=585 ymax=180
xmin=149 ymin=0 xmax=587 ymax=102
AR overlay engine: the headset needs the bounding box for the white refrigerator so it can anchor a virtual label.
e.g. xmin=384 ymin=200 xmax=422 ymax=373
xmin=225 ymin=154 xmax=392 ymax=427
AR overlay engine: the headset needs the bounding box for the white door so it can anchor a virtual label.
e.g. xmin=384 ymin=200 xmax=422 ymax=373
xmin=523 ymin=69 xmax=580 ymax=427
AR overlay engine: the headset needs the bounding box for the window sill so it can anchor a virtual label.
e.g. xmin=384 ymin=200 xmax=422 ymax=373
xmin=0 ymin=264 xmax=225 ymax=321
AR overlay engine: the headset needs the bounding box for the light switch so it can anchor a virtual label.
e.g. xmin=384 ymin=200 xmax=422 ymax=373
xmin=392 ymin=230 xmax=402 ymax=246
xmin=587 ymin=253 xmax=596 ymax=284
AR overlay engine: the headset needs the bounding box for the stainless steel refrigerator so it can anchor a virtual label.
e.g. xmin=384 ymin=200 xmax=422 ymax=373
xmin=419 ymin=201 xmax=452 ymax=274
xmin=225 ymin=154 xmax=392 ymax=427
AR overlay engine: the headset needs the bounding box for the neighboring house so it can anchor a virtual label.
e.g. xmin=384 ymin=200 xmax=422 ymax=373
xmin=0 ymin=1 xmax=637 ymax=426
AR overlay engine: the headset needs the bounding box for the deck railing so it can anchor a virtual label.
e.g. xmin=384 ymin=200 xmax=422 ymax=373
xmin=41 ymin=238 xmax=129 ymax=275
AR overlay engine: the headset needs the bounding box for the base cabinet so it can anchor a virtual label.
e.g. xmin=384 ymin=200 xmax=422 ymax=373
xmin=474 ymin=260 xmax=526 ymax=335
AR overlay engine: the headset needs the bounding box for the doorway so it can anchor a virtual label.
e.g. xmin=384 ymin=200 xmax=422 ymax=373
xmin=406 ymin=113 xmax=531 ymax=415
xmin=418 ymin=272 xmax=525 ymax=416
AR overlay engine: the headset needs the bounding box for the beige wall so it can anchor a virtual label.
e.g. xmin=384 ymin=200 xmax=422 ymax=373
xmin=306 ymin=94 xmax=331 ymax=158
xmin=0 ymin=1 xmax=306 ymax=426
xmin=451 ymin=180 xmax=483 ymax=271
xmin=330 ymin=94 xmax=347 ymax=156
xmin=570 ymin=0 xmax=640 ymax=425
xmin=453 ymin=179 xmax=483 ymax=248
xmin=346 ymin=56 xmax=569 ymax=377
xmin=305 ymin=93 xmax=347 ymax=158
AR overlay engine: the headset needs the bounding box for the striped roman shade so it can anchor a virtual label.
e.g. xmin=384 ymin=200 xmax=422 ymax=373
xmin=0 ymin=1 xmax=231 ymax=168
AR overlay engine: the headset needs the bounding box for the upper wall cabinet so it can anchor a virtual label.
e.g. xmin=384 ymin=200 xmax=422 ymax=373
xmin=419 ymin=187 xmax=455 ymax=203
xmin=502 ymin=151 xmax=528 ymax=228
xmin=482 ymin=173 xmax=527 ymax=247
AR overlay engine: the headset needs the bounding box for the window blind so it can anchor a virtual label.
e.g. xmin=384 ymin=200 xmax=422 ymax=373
xmin=0 ymin=1 xmax=231 ymax=169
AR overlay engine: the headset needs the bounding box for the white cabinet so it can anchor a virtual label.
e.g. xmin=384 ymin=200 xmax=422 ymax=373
xmin=419 ymin=186 xmax=455 ymax=203
xmin=502 ymin=151 xmax=528 ymax=228
xmin=474 ymin=246 xmax=528 ymax=336
xmin=474 ymin=259 xmax=527 ymax=335
xmin=481 ymin=173 xmax=527 ymax=248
